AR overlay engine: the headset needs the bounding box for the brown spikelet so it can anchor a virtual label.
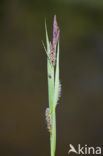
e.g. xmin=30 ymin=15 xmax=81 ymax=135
xmin=56 ymin=81 xmax=62 ymax=106
xmin=49 ymin=42 xmax=56 ymax=67
xmin=53 ymin=15 xmax=60 ymax=46
xmin=45 ymin=108 xmax=52 ymax=133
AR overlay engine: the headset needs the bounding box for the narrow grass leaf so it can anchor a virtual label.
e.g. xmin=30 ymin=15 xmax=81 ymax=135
xmin=53 ymin=41 xmax=60 ymax=108
xmin=45 ymin=21 xmax=54 ymax=112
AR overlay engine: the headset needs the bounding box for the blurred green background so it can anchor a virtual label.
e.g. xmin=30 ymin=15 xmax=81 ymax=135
xmin=0 ymin=0 xmax=103 ymax=155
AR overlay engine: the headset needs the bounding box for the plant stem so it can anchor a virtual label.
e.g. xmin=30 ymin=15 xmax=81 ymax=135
xmin=43 ymin=16 xmax=60 ymax=156
xmin=51 ymin=110 xmax=56 ymax=156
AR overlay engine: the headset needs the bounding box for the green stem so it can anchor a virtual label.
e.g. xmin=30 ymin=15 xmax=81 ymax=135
xmin=51 ymin=109 xmax=56 ymax=156
xmin=45 ymin=19 xmax=60 ymax=156
xmin=47 ymin=59 xmax=56 ymax=156
xmin=47 ymin=59 xmax=54 ymax=111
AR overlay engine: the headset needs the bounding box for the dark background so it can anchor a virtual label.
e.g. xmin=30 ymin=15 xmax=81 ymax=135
xmin=0 ymin=0 xmax=103 ymax=155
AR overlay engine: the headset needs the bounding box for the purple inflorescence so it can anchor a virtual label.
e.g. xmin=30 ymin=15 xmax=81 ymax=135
xmin=53 ymin=15 xmax=60 ymax=47
xmin=49 ymin=15 xmax=60 ymax=67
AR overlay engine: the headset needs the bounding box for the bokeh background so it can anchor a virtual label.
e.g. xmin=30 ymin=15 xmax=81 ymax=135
xmin=0 ymin=0 xmax=103 ymax=155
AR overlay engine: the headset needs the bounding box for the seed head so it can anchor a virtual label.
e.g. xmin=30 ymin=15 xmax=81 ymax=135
xmin=45 ymin=108 xmax=52 ymax=133
xmin=49 ymin=42 xmax=56 ymax=67
xmin=53 ymin=15 xmax=60 ymax=46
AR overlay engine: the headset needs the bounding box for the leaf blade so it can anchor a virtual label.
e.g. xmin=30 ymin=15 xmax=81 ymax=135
xmin=53 ymin=41 xmax=60 ymax=108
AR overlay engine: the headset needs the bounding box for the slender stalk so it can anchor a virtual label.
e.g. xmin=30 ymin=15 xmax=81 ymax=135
xmin=51 ymin=109 xmax=56 ymax=156
xmin=43 ymin=15 xmax=61 ymax=156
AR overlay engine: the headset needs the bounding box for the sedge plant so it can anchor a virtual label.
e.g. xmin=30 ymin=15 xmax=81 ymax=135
xmin=42 ymin=15 xmax=61 ymax=156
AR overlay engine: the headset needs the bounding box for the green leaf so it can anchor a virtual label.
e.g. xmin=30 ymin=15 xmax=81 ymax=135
xmin=45 ymin=21 xmax=54 ymax=113
xmin=53 ymin=41 xmax=60 ymax=108
xmin=45 ymin=20 xmax=50 ymax=54
xmin=42 ymin=40 xmax=47 ymax=53
xmin=50 ymin=41 xmax=60 ymax=156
